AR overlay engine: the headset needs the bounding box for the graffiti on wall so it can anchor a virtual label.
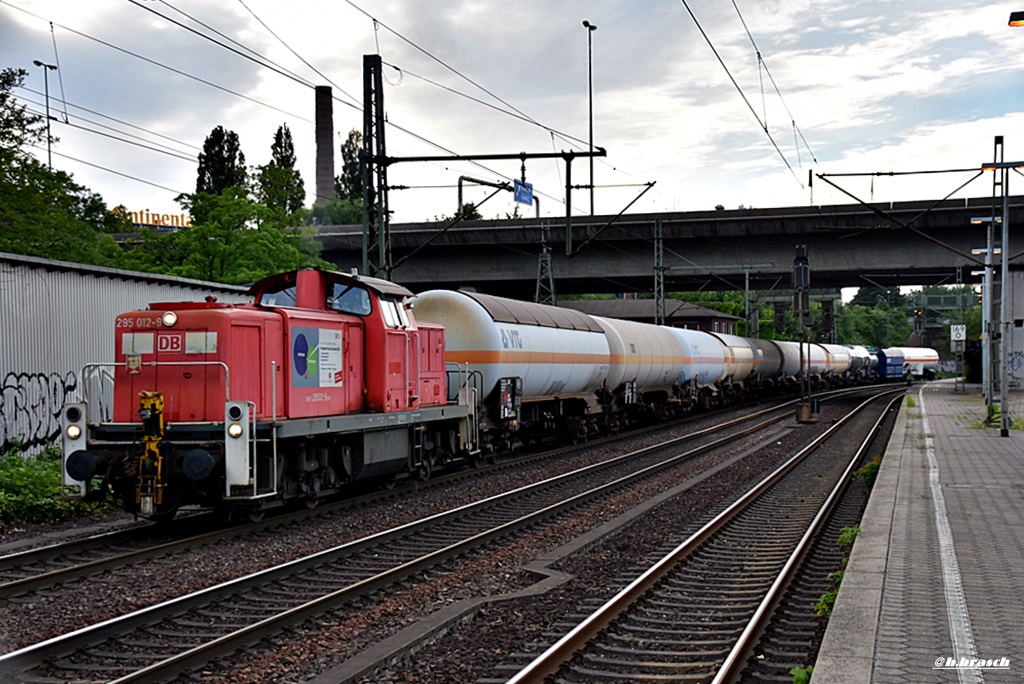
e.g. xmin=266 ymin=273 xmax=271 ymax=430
xmin=0 ymin=372 xmax=78 ymax=452
xmin=1009 ymin=350 xmax=1024 ymax=389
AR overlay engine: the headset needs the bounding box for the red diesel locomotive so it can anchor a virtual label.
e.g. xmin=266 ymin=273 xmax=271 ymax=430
xmin=61 ymin=268 xmax=478 ymax=520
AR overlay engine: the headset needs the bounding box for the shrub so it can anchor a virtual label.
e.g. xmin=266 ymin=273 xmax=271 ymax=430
xmin=0 ymin=444 xmax=110 ymax=529
xmin=837 ymin=526 xmax=861 ymax=546
xmin=855 ymin=456 xmax=882 ymax=488
xmin=790 ymin=665 xmax=814 ymax=684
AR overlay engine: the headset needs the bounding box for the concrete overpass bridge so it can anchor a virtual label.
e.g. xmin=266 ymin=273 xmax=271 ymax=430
xmin=314 ymin=196 xmax=1023 ymax=299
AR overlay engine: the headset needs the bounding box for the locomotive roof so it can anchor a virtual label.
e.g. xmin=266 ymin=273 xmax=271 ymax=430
xmin=460 ymin=290 xmax=604 ymax=332
xmin=248 ymin=268 xmax=413 ymax=298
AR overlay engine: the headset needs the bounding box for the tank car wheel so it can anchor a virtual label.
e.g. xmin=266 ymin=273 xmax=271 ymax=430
xmin=305 ymin=497 xmax=320 ymax=510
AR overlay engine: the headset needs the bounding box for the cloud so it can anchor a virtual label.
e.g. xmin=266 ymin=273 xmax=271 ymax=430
xmin=2 ymin=0 xmax=1023 ymax=222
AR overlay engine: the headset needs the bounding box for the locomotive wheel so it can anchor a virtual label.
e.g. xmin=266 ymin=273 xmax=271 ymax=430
xmin=305 ymin=497 xmax=320 ymax=510
xmin=417 ymin=460 xmax=431 ymax=482
xmin=247 ymin=507 xmax=266 ymax=523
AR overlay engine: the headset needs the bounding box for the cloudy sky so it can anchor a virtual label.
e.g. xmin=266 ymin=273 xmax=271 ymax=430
xmin=3 ymin=0 xmax=1024 ymax=225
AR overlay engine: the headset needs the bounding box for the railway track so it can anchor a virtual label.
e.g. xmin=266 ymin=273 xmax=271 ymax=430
xmin=0 ymin=392 xmax=836 ymax=683
xmin=0 ymin=515 xmax=225 ymax=597
xmin=502 ymin=390 xmax=902 ymax=684
xmin=736 ymin=394 xmax=900 ymax=682
xmin=0 ymin=391 xmax=846 ymax=600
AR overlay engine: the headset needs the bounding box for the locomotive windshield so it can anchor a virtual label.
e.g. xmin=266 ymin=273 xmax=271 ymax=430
xmin=259 ymin=284 xmax=297 ymax=308
xmin=328 ymin=283 xmax=372 ymax=316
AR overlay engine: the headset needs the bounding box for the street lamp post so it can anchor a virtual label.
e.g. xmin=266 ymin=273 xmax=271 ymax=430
xmin=32 ymin=59 xmax=57 ymax=168
xmin=582 ymin=19 xmax=597 ymax=215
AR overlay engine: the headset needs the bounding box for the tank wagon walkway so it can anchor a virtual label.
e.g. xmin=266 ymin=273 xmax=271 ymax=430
xmin=814 ymin=380 xmax=1024 ymax=683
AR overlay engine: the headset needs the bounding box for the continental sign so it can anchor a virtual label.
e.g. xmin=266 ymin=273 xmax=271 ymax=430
xmin=112 ymin=205 xmax=193 ymax=231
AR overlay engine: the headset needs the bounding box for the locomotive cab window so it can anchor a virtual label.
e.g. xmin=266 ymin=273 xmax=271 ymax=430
xmin=380 ymin=295 xmax=410 ymax=329
xmin=328 ymin=283 xmax=372 ymax=316
xmin=259 ymin=284 xmax=297 ymax=308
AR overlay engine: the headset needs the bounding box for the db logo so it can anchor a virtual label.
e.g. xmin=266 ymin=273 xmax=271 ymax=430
xmin=157 ymin=333 xmax=184 ymax=353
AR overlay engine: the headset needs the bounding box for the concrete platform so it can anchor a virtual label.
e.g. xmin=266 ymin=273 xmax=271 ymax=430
xmin=814 ymin=381 xmax=1024 ymax=683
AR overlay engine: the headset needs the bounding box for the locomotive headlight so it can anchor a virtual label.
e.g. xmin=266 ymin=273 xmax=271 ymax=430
xmin=161 ymin=311 xmax=178 ymax=327
xmin=66 ymin=424 xmax=82 ymax=440
xmin=227 ymin=423 xmax=243 ymax=438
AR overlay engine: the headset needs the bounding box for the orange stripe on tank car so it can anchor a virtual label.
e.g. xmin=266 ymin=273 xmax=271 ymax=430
xmin=608 ymin=354 xmax=693 ymax=365
xmin=607 ymin=354 xmax=724 ymax=365
xmin=447 ymin=351 xmax=727 ymax=366
xmin=447 ymin=350 xmax=610 ymax=364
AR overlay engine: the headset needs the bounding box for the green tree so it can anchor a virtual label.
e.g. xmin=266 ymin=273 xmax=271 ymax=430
xmin=0 ymin=67 xmax=128 ymax=264
xmin=308 ymin=197 xmax=362 ymax=225
xmin=196 ymin=125 xmax=247 ymax=196
xmin=432 ymin=202 xmax=485 ymax=224
xmin=123 ymin=188 xmax=328 ymax=284
xmin=335 ymin=129 xmax=362 ymax=200
xmin=835 ymin=302 xmax=911 ymax=348
xmin=256 ymin=124 xmax=304 ymax=215
xmin=0 ymin=67 xmax=44 ymax=150
xmin=849 ymin=286 xmax=905 ymax=309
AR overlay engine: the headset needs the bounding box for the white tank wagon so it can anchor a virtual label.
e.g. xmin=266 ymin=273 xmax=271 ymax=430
xmin=885 ymin=346 xmax=940 ymax=378
xmin=662 ymin=327 xmax=727 ymax=387
xmin=845 ymin=345 xmax=874 ymax=377
xmin=775 ymin=341 xmax=829 ymax=381
xmin=591 ymin=318 xmax=728 ymax=416
xmin=592 ymin=316 xmax=692 ymax=394
xmin=411 ymin=290 xmax=611 ymax=436
xmin=707 ymin=332 xmax=755 ymax=388
xmin=744 ymin=338 xmax=784 ymax=387
xmin=820 ymin=344 xmax=853 ymax=377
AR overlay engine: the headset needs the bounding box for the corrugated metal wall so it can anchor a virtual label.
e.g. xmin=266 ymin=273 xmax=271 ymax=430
xmin=0 ymin=253 xmax=250 ymax=454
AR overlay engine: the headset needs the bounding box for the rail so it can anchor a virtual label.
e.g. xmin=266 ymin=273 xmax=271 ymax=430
xmin=506 ymin=389 xmax=903 ymax=683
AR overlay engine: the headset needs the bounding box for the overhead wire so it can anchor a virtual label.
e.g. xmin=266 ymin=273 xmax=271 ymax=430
xmin=7 ymin=0 xmax=527 ymax=207
xmin=125 ymin=0 xmax=316 ymax=90
xmin=343 ymin=0 xmax=544 ymax=130
xmin=18 ymin=86 xmax=201 ymax=153
xmin=233 ymin=0 xmax=361 ymax=105
xmin=382 ymin=61 xmax=588 ymax=147
xmin=27 ymin=143 xmax=189 ymax=195
xmin=48 ymin=21 xmax=69 ymax=123
xmin=677 ymin=0 xmax=806 ymax=189
xmin=19 ymin=97 xmax=197 ymax=161
xmin=0 ymin=0 xmax=314 ymax=124
xmin=9 ymin=0 xmax=643 ymax=214
xmin=140 ymin=0 xmax=564 ymax=206
xmin=344 ymin=0 xmax=657 ymax=208
xmin=730 ymin=0 xmax=818 ymax=164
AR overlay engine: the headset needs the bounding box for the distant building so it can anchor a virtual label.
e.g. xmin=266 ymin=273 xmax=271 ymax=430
xmin=558 ymin=298 xmax=741 ymax=334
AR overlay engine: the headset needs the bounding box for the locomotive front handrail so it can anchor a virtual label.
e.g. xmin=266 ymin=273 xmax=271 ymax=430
xmin=81 ymin=361 xmax=231 ymax=422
